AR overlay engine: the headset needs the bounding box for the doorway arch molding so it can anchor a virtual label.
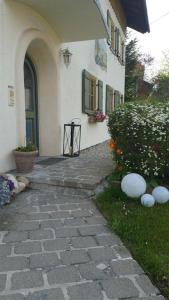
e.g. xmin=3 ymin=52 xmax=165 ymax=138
xmin=15 ymin=28 xmax=61 ymax=156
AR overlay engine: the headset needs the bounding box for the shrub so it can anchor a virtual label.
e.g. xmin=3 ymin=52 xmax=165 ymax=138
xmin=108 ymin=102 xmax=169 ymax=178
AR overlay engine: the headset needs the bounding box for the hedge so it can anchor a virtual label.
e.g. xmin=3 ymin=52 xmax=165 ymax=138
xmin=108 ymin=102 xmax=169 ymax=178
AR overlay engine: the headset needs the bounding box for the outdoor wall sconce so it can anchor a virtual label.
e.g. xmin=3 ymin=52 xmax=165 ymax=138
xmin=60 ymin=48 xmax=72 ymax=67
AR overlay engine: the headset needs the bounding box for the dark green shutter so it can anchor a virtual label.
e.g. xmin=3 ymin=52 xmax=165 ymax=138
xmin=98 ymin=80 xmax=103 ymax=111
xmin=107 ymin=10 xmax=111 ymax=45
xmin=115 ymin=28 xmax=120 ymax=55
xmin=114 ymin=90 xmax=121 ymax=108
xmin=82 ymin=70 xmax=92 ymax=114
xmin=106 ymin=85 xmax=114 ymax=114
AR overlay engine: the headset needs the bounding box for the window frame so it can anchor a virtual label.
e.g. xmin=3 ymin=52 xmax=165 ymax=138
xmin=106 ymin=84 xmax=114 ymax=115
xmin=82 ymin=70 xmax=103 ymax=115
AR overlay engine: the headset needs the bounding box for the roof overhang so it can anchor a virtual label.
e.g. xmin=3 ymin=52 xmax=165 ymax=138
xmin=14 ymin=0 xmax=109 ymax=42
xmin=120 ymin=0 xmax=150 ymax=33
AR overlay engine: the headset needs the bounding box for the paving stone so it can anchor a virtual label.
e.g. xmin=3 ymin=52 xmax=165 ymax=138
xmin=136 ymin=275 xmax=160 ymax=295
xmin=50 ymin=211 xmax=71 ymax=219
xmin=30 ymin=253 xmax=61 ymax=268
xmin=0 ymin=256 xmax=28 ymax=271
xmin=0 ymin=244 xmax=12 ymax=256
xmin=14 ymin=241 xmax=42 ymax=254
xmin=3 ymin=231 xmax=28 ymax=243
xmin=39 ymin=205 xmax=58 ymax=212
xmin=96 ymin=234 xmax=122 ymax=246
xmin=101 ymin=278 xmax=140 ymax=298
xmin=28 ymin=212 xmax=50 ymax=220
xmin=55 ymin=227 xmax=79 ymax=238
xmin=63 ymin=218 xmax=86 ymax=226
xmin=113 ymin=244 xmax=132 ymax=258
xmin=0 ymin=274 xmax=6 ymax=291
xmin=26 ymin=288 xmax=65 ymax=300
xmin=29 ymin=229 xmax=54 ymax=240
xmin=18 ymin=221 xmax=39 ymax=231
xmin=47 ymin=266 xmax=81 ymax=284
xmin=40 ymin=219 xmax=62 ymax=229
xmin=59 ymin=204 xmax=79 ymax=210
xmin=71 ymin=209 xmax=93 ymax=217
xmin=61 ymin=250 xmax=90 ymax=265
xmin=111 ymin=259 xmax=144 ymax=275
xmin=71 ymin=236 xmax=97 ymax=248
xmin=0 ymin=144 xmax=160 ymax=299
xmin=43 ymin=238 xmax=69 ymax=251
xmin=67 ymin=282 xmax=103 ymax=300
xmin=78 ymin=225 xmax=108 ymax=236
xmin=85 ymin=216 xmax=106 ymax=225
xmin=78 ymin=262 xmax=109 ymax=280
xmin=0 ymin=295 xmax=25 ymax=300
xmin=11 ymin=270 xmax=44 ymax=289
xmin=131 ymin=297 xmax=165 ymax=300
xmin=88 ymin=247 xmax=117 ymax=261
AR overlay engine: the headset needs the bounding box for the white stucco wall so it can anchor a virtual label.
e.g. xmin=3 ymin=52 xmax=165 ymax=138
xmin=60 ymin=0 xmax=125 ymax=150
xmin=0 ymin=0 xmax=125 ymax=172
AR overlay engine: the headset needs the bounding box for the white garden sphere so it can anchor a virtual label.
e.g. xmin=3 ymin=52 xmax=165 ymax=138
xmin=152 ymin=186 xmax=169 ymax=204
xmin=121 ymin=173 xmax=146 ymax=198
xmin=141 ymin=194 xmax=155 ymax=207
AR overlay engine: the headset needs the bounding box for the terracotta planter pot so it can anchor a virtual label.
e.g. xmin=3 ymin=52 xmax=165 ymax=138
xmin=13 ymin=150 xmax=38 ymax=173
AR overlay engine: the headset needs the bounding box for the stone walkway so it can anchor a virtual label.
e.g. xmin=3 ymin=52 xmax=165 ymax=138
xmin=0 ymin=142 xmax=164 ymax=299
xmin=16 ymin=142 xmax=113 ymax=191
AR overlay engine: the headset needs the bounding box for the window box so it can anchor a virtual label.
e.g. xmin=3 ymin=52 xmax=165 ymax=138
xmin=88 ymin=115 xmax=97 ymax=124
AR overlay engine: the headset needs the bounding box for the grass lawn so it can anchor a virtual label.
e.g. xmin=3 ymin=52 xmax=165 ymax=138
xmin=96 ymin=182 xmax=169 ymax=299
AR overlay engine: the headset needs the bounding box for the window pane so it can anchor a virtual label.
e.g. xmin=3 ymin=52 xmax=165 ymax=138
xmin=25 ymin=88 xmax=33 ymax=111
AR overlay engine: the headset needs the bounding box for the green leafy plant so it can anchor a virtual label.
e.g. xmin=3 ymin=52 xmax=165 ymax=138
xmin=108 ymin=101 xmax=169 ymax=179
xmin=15 ymin=142 xmax=37 ymax=152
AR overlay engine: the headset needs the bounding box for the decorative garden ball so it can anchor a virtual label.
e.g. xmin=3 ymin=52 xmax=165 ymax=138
xmin=121 ymin=173 xmax=146 ymax=198
xmin=152 ymin=186 xmax=169 ymax=204
xmin=141 ymin=194 xmax=155 ymax=207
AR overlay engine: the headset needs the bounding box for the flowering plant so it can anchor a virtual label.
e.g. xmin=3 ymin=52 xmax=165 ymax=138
xmin=94 ymin=110 xmax=106 ymax=122
xmin=108 ymin=101 xmax=169 ymax=178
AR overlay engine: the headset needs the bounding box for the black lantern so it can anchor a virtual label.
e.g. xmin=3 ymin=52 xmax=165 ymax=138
xmin=63 ymin=122 xmax=81 ymax=157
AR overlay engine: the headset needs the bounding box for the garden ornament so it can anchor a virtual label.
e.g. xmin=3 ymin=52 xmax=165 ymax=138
xmin=121 ymin=173 xmax=146 ymax=198
xmin=141 ymin=194 xmax=155 ymax=207
xmin=152 ymin=186 xmax=169 ymax=204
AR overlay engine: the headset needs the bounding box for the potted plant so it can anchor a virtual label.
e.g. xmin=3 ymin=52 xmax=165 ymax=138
xmin=95 ymin=110 xmax=106 ymax=122
xmin=88 ymin=110 xmax=106 ymax=123
xmin=13 ymin=142 xmax=38 ymax=173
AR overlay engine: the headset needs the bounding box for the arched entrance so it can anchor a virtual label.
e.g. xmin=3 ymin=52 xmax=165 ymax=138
xmin=24 ymin=56 xmax=39 ymax=147
xmin=15 ymin=32 xmax=61 ymax=156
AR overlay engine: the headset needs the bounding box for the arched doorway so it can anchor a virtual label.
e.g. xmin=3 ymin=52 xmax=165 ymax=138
xmin=15 ymin=32 xmax=61 ymax=156
xmin=24 ymin=56 xmax=39 ymax=148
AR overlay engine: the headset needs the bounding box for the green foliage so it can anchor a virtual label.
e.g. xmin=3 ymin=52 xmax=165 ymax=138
xmin=125 ymin=35 xmax=140 ymax=102
xmin=125 ymin=32 xmax=154 ymax=102
xmin=108 ymin=101 xmax=169 ymax=178
xmin=96 ymin=184 xmax=169 ymax=298
xmin=153 ymin=72 xmax=169 ymax=102
xmin=15 ymin=142 xmax=37 ymax=152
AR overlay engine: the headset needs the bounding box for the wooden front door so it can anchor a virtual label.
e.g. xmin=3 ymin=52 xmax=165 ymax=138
xmin=24 ymin=57 xmax=38 ymax=148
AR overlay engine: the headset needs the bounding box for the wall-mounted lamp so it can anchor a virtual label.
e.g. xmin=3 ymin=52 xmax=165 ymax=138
xmin=60 ymin=48 xmax=72 ymax=67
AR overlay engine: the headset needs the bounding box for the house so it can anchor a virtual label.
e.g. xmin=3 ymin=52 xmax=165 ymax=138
xmin=0 ymin=0 xmax=149 ymax=172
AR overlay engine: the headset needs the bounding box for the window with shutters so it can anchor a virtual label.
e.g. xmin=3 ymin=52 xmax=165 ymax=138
xmin=115 ymin=28 xmax=120 ymax=57
xmin=82 ymin=70 xmax=103 ymax=114
xmin=121 ymin=94 xmax=124 ymax=104
xmin=107 ymin=10 xmax=125 ymax=65
xmin=107 ymin=10 xmax=115 ymax=53
xmin=106 ymin=85 xmax=114 ymax=115
xmin=114 ymin=90 xmax=121 ymax=108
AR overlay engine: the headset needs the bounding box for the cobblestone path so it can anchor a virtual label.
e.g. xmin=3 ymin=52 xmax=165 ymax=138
xmin=0 ymin=186 xmax=164 ymax=300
